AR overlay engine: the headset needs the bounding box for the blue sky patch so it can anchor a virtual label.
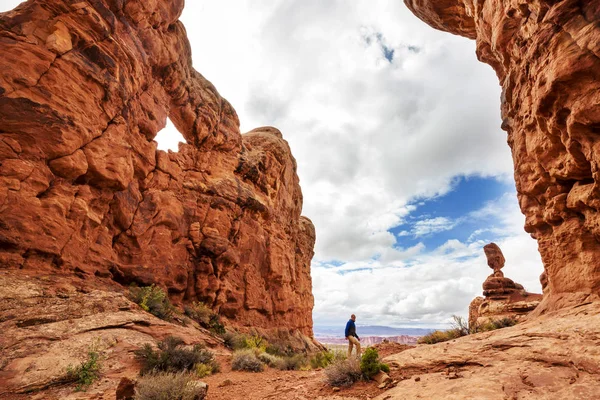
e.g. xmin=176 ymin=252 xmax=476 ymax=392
xmin=391 ymin=176 xmax=515 ymax=249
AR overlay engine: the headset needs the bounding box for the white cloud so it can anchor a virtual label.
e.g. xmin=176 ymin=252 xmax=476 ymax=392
xmin=412 ymin=217 xmax=457 ymax=237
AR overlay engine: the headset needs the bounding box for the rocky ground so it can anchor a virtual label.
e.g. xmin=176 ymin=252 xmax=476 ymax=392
xmin=376 ymin=302 xmax=600 ymax=400
xmin=0 ymin=271 xmax=409 ymax=400
xmin=3 ymin=270 xmax=600 ymax=399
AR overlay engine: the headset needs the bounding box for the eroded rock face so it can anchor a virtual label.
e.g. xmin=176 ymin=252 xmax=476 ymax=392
xmin=0 ymin=1 xmax=314 ymax=337
xmin=405 ymin=0 xmax=600 ymax=311
xmin=469 ymin=243 xmax=542 ymax=328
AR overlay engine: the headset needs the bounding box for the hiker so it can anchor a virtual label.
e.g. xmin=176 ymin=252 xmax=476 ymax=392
xmin=345 ymin=313 xmax=361 ymax=358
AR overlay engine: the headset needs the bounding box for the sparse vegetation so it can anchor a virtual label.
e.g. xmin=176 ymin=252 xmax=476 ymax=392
xmin=309 ymin=349 xmax=346 ymax=369
xmin=134 ymin=372 xmax=207 ymax=400
xmin=474 ymin=316 xmax=518 ymax=332
xmin=417 ymin=329 xmax=464 ymax=344
xmin=359 ymin=348 xmax=389 ymax=379
xmin=231 ymin=349 xmax=264 ymax=372
xmin=184 ymin=301 xmax=212 ymax=326
xmin=129 ymin=284 xmax=175 ymax=321
xmin=134 ymin=336 xmax=219 ymax=376
xmin=183 ymin=301 xmax=226 ymax=335
xmin=419 ymin=315 xmax=520 ymax=344
xmin=257 ymin=352 xmax=284 ymax=368
xmin=65 ymin=350 xmax=102 ymax=391
xmin=324 ymin=357 xmax=363 ymax=387
xmin=277 ymin=354 xmax=307 ymax=371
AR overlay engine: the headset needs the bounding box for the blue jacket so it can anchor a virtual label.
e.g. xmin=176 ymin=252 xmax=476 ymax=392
xmin=345 ymin=319 xmax=359 ymax=339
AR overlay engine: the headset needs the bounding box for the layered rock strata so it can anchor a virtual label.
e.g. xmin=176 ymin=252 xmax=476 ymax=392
xmin=0 ymin=0 xmax=315 ymax=336
xmin=468 ymin=243 xmax=542 ymax=328
xmin=404 ymin=1 xmax=600 ymax=311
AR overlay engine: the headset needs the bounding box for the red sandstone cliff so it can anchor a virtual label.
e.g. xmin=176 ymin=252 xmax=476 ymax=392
xmin=0 ymin=0 xmax=314 ymax=336
xmin=405 ymin=0 xmax=600 ymax=313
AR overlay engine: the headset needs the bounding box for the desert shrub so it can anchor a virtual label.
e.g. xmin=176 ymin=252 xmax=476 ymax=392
xmin=221 ymin=331 xmax=240 ymax=349
xmin=65 ymin=350 xmax=102 ymax=391
xmin=184 ymin=302 xmax=212 ymax=326
xmin=135 ymin=336 xmax=219 ymax=375
xmin=194 ymin=363 xmax=213 ymax=378
xmin=134 ymin=372 xmax=207 ymax=400
xmin=324 ymin=357 xmax=363 ymax=387
xmin=278 ymin=354 xmax=307 ymax=371
xmin=417 ymin=328 xmax=463 ymax=344
xmin=380 ymin=363 xmax=390 ymax=373
xmin=257 ymin=352 xmax=284 ymax=368
xmin=231 ymin=349 xmax=264 ymax=372
xmin=451 ymin=315 xmax=470 ymax=336
xmin=476 ymin=316 xmax=518 ymax=332
xmin=264 ymin=341 xmax=296 ymax=357
xmin=129 ymin=285 xmax=174 ymax=321
xmin=244 ymin=335 xmax=268 ymax=351
xmin=183 ymin=302 xmax=226 ymax=335
xmin=310 ymin=350 xmax=334 ymax=369
xmin=208 ymin=314 xmax=226 ymax=335
xmin=360 ymin=347 xmax=388 ymax=379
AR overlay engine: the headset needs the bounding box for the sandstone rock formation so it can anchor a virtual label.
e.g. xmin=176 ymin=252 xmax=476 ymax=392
xmin=0 ymin=0 xmax=315 ymax=337
xmin=404 ymin=0 xmax=600 ymax=312
xmin=469 ymin=243 xmax=542 ymax=328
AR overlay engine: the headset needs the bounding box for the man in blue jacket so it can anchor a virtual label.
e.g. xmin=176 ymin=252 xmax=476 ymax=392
xmin=345 ymin=314 xmax=361 ymax=358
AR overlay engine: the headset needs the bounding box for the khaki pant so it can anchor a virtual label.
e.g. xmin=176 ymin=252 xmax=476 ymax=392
xmin=347 ymin=336 xmax=361 ymax=358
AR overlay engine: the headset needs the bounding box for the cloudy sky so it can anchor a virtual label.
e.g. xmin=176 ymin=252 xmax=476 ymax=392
xmin=1 ymin=1 xmax=544 ymax=329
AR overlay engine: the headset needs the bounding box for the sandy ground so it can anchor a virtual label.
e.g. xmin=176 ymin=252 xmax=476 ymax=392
xmin=202 ymin=342 xmax=413 ymax=400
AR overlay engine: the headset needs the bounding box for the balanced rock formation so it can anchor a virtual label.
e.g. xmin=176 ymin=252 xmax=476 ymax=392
xmin=0 ymin=0 xmax=314 ymax=337
xmin=404 ymin=1 xmax=600 ymax=312
xmin=469 ymin=243 xmax=542 ymax=328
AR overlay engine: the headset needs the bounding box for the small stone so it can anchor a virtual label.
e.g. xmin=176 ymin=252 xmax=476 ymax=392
xmin=332 ymin=387 xmax=340 ymax=392
xmin=218 ymin=379 xmax=233 ymax=387
xmin=414 ymin=376 xmax=421 ymax=382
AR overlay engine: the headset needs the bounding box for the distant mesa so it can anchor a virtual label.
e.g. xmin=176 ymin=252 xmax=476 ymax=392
xmin=469 ymin=243 xmax=543 ymax=329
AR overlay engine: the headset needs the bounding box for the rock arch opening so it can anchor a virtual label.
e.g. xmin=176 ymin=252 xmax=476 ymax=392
xmin=154 ymin=117 xmax=187 ymax=152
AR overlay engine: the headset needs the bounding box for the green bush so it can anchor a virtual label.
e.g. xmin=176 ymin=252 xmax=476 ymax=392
xmin=231 ymin=349 xmax=264 ymax=372
xmin=194 ymin=363 xmax=213 ymax=378
xmin=359 ymin=348 xmax=388 ymax=379
xmin=129 ymin=285 xmax=174 ymax=321
xmin=134 ymin=372 xmax=207 ymax=400
xmin=380 ymin=363 xmax=390 ymax=374
xmin=65 ymin=350 xmax=102 ymax=391
xmin=324 ymin=358 xmax=363 ymax=387
xmin=134 ymin=336 xmax=219 ymax=375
